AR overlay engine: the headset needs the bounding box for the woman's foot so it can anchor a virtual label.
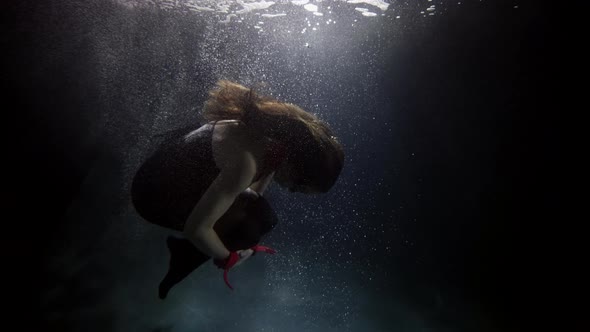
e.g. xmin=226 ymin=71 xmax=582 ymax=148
xmin=158 ymin=236 xmax=209 ymax=299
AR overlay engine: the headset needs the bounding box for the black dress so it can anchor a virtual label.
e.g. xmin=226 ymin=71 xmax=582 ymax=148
xmin=131 ymin=121 xmax=278 ymax=298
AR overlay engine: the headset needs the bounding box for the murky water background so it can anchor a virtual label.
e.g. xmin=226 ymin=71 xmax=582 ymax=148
xmin=5 ymin=1 xmax=565 ymax=331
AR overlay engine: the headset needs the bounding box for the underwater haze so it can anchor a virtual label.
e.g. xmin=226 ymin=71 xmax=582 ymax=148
xmin=5 ymin=0 xmax=563 ymax=331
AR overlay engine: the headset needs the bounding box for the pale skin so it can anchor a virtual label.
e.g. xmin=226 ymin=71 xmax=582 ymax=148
xmin=182 ymin=120 xmax=279 ymax=264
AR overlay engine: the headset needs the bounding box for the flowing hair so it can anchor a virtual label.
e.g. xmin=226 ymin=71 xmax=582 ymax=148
xmin=200 ymin=80 xmax=344 ymax=192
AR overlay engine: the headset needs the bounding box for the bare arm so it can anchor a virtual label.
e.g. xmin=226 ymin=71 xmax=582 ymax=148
xmin=248 ymin=171 xmax=275 ymax=196
xmin=183 ymin=150 xmax=257 ymax=260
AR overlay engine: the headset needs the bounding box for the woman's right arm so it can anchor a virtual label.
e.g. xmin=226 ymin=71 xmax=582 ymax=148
xmin=182 ymin=150 xmax=257 ymax=260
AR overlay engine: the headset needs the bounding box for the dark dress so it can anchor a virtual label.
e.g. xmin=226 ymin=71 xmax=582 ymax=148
xmin=131 ymin=121 xmax=278 ymax=298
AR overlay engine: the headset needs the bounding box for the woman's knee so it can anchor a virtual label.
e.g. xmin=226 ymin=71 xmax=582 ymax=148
xmin=244 ymin=196 xmax=278 ymax=234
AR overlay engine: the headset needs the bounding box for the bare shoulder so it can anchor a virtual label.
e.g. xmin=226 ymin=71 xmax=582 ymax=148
xmin=214 ymin=119 xmax=248 ymax=136
xmin=213 ymin=120 xmax=252 ymax=148
xmin=211 ymin=120 xmax=258 ymax=171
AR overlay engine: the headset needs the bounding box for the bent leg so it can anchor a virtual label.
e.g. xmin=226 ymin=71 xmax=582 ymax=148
xmin=158 ymin=190 xmax=278 ymax=299
xmin=159 ymin=236 xmax=209 ymax=299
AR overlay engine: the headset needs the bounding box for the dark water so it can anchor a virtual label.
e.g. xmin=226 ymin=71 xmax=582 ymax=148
xmin=5 ymin=0 xmax=571 ymax=331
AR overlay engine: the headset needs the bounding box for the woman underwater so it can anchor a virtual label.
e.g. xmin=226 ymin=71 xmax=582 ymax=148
xmin=131 ymin=80 xmax=344 ymax=298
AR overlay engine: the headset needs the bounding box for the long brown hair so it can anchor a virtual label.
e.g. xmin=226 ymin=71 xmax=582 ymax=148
xmin=201 ymin=80 xmax=344 ymax=192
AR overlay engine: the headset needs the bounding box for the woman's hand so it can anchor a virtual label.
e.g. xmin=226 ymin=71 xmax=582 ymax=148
xmin=211 ymin=249 xmax=253 ymax=273
xmin=214 ymin=245 xmax=276 ymax=290
xmin=234 ymin=249 xmax=254 ymax=266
